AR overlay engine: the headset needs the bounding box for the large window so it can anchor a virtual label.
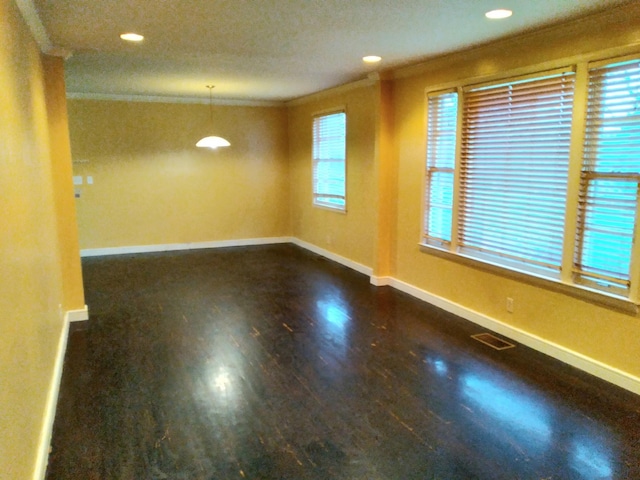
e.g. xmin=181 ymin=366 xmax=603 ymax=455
xmin=313 ymin=111 xmax=346 ymax=211
xmin=423 ymin=57 xmax=640 ymax=301
xmin=459 ymin=72 xmax=575 ymax=275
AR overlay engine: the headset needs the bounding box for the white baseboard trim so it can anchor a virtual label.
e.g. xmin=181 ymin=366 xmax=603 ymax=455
xmin=370 ymin=275 xmax=392 ymax=286
xmin=80 ymin=237 xmax=293 ymax=257
xmin=66 ymin=305 xmax=89 ymax=322
xmin=76 ymin=237 xmax=639 ymax=394
xmin=291 ymin=238 xmax=374 ymax=277
xmin=33 ymin=313 xmax=72 ymax=480
xmin=388 ymin=277 xmax=640 ymax=396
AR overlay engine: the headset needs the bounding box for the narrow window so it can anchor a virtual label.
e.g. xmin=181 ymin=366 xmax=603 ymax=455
xmin=458 ymin=71 xmax=576 ymax=275
xmin=424 ymin=91 xmax=458 ymax=246
xmin=313 ymin=111 xmax=346 ymax=211
xmin=574 ymin=59 xmax=640 ymax=296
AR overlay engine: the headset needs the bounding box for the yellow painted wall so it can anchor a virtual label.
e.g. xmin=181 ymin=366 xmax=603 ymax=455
xmin=1 ymin=2 xmax=638 ymax=477
xmin=62 ymin=2 xmax=640 ymax=396
xmin=392 ymin=4 xmax=640 ymax=377
xmin=288 ymin=83 xmax=378 ymax=268
xmin=0 ymin=0 xmax=84 ymax=477
xmin=68 ymin=100 xmax=290 ymax=249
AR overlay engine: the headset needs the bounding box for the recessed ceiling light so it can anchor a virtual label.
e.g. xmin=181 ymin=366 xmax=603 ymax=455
xmin=485 ymin=9 xmax=513 ymax=19
xmin=363 ymin=55 xmax=382 ymax=63
xmin=120 ymin=33 xmax=144 ymax=42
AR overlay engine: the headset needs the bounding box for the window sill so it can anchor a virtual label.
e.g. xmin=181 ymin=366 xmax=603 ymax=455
xmin=418 ymin=243 xmax=639 ymax=315
xmin=313 ymin=204 xmax=347 ymax=214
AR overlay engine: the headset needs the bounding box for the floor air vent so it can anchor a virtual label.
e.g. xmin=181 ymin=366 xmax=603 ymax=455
xmin=471 ymin=333 xmax=515 ymax=351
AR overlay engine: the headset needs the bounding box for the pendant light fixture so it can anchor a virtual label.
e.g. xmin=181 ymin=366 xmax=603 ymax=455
xmin=196 ymin=85 xmax=230 ymax=149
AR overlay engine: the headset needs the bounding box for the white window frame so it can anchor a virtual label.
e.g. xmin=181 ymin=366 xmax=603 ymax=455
xmin=423 ymin=89 xmax=459 ymax=248
xmin=457 ymin=69 xmax=576 ymax=278
xmin=421 ymin=56 xmax=640 ymax=308
xmin=572 ymin=56 xmax=640 ymax=298
xmin=312 ymin=110 xmax=347 ymax=212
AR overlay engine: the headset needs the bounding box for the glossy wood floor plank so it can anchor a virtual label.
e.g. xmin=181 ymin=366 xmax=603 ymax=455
xmin=46 ymin=245 xmax=640 ymax=479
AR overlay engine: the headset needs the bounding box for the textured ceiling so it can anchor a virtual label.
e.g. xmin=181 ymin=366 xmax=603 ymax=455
xmin=27 ymin=0 xmax=633 ymax=103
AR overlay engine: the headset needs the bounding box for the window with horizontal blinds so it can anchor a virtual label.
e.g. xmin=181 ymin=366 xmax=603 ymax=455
xmin=313 ymin=111 xmax=346 ymax=210
xmin=574 ymin=59 xmax=640 ymax=294
xmin=424 ymin=91 xmax=458 ymax=246
xmin=458 ymin=72 xmax=576 ymax=273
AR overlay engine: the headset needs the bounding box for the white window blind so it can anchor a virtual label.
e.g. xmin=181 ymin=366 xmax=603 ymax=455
xmin=574 ymin=59 xmax=640 ymax=295
xmin=313 ymin=111 xmax=346 ymax=210
xmin=424 ymin=91 xmax=458 ymax=246
xmin=459 ymin=72 xmax=575 ymax=274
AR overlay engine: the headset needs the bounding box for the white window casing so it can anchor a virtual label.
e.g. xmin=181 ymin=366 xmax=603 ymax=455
xmin=421 ymin=56 xmax=640 ymax=305
xmin=313 ymin=111 xmax=347 ymax=211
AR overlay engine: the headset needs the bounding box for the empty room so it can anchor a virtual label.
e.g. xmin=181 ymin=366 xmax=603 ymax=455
xmin=2 ymin=0 xmax=640 ymax=478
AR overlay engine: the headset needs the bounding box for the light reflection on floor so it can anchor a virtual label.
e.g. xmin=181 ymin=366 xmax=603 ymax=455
xmin=425 ymin=354 xmax=615 ymax=479
xmin=48 ymin=246 xmax=639 ymax=479
xmin=462 ymin=372 xmax=552 ymax=456
xmin=315 ymin=295 xmax=351 ymax=360
xmin=570 ymin=435 xmax=613 ymax=479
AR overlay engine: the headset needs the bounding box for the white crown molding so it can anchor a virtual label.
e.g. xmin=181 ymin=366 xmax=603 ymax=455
xmin=65 ymin=91 xmax=284 ymax=107
xmin=13 ymin=0 xmax=71 ymax=58
xmin=392 ymin=3 xmax=640 ymax=82
xmin=286 ymin=77 xmax=375 ymax=107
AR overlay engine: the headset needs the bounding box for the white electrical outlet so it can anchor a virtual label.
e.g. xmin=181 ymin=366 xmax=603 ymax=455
xmin=506 ymin=297 xmax=514 ymax=313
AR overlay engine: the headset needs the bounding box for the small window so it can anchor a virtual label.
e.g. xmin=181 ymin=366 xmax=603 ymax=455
xmin=313 ymin=111 xmax=346 ymax=211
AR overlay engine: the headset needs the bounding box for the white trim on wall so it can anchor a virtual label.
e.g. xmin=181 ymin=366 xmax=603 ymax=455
xmin=385 ymin=277 xmax=640 ymax=395
xmin=370 ymin=276 xmax=392 ymax=287
xmin=291 ymin=240 xmax=639 ymax=395
xmin=80 ymin=237 xmax=293 ymax=257
xmin=286 ymin=78 xmax=375 ymax=107
xmin=66 ymin=306 xmax=89 ymax=322
xmin=33 ymin=310 xmax=76 ymax=480
xmin=290 ymin=238 xmax=373 ymax=277
xmin=77 ymin=237 xmax=640 ymax=395
xmin=66 ymin=91 xmax=282 ymax=107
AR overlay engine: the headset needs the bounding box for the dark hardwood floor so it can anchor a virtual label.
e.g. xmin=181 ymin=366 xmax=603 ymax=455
xmin=46 ymin=244 xmax=640 ymax=479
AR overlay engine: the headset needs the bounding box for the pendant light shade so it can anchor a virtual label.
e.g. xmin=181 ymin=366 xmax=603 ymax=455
xmin=197 ymin=85 xmax=230 ymax=149
xmin=196 ymin=136 xmax=231 ymax=148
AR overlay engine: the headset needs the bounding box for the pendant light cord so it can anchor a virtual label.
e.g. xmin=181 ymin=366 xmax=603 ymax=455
xmin=195 ymin=84 xmax=230 ymax=148
xmin=207 ymin=85 xmax=214 ymax=126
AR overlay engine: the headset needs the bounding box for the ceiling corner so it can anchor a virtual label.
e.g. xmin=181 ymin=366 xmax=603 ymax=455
xmin=13 ymin=0 xmax=69 ymax=57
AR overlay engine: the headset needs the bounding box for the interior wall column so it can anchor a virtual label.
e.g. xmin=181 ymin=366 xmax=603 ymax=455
xmin=42 ymin=54 xmax=86 ymax=313
xmin=370 ymin=72 xmax=397 ymax=284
